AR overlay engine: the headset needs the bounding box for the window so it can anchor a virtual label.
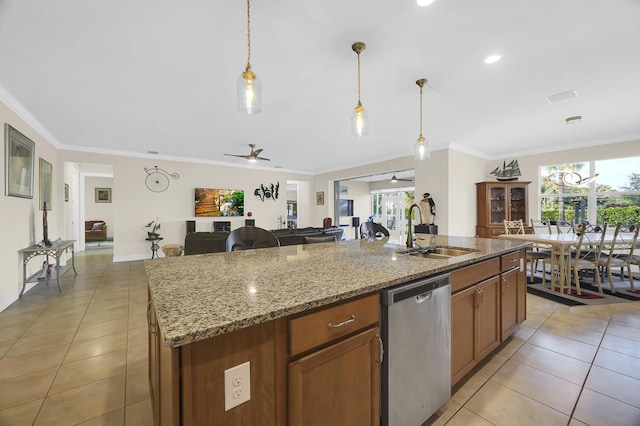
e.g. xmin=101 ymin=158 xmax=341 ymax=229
xmin=540 ymin=157 xmax=640 ymax=225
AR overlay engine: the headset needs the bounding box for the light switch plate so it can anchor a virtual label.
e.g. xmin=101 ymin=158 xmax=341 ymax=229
xmin=224 ymin=361 xmax=251 ymax=411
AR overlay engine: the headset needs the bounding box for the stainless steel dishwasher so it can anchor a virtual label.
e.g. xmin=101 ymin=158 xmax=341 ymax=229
xmin=381 ymin=273 xmax=451 ymax=426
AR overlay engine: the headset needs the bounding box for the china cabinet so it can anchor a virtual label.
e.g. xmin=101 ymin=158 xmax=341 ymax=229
xmin=476 ymin=181 xmax=531 ymax=238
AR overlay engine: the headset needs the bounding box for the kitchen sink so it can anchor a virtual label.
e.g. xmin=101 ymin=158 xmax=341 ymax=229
xmin=396 ymin=246 xmax=477 ymax=258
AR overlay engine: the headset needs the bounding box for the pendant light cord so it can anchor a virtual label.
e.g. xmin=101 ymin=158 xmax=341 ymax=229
xmin=419 ymin=84 xmax=423 ymax=138
xmin=246 ymin=0 xmax=251 ymax=68
xmin=357 ymin=52 xmax=362 ymax=105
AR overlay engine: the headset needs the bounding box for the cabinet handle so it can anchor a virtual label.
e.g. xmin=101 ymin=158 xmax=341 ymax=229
xmin=146 ymin=301 xmax=157 ymax=335
xmin=508 ymin=258 xmax=518 ymax=263
xmin=502 ymin=277 xmax=508 ymax=294
xmin=476 ymin=288 xmax=482 ymax=307
xmin=328 ymin=314 xmax=356 ymax=329
xmin=376 ymin=333 xmax=384 ymax=366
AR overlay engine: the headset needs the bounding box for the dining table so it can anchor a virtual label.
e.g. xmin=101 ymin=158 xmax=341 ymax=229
xmin=497 ymin=232 xmax=620 ymax=294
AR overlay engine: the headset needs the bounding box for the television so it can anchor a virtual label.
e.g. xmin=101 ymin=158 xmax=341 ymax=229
xmin=195 ymin=188 xmax=244 ymax=217
xmin=339 ymin=199 xmax=354 ymax=217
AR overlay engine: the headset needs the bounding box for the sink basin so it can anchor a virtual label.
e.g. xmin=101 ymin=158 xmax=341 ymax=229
xmin=397 ymin=246 xmax=477 ymax=259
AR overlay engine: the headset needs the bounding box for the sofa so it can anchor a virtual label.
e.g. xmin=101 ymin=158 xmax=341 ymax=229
xmin=183 ymin=226 xmax=344 ymax=255
xmin=270 ymin=226 xmax=344 ymax=246
xmin=85 ymin=220 xmax=108 ymax=242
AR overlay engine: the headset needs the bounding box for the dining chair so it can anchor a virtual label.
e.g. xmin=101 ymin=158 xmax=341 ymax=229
xmin=360 ymin=222 xmax=389 ymax=239
xmin=503 ymin=219 xmax=525 ymax=235
xmin=504 ymin=219 xmax=547 ymax=283
xmin=225 ymin=226 xmax=280 ymax=251
xmin=597 ymin=222 xmax=640 ymax=292
xmin=529 ymin=220 xmax=552 ymax=284
xmin=556 ymin=221 xmax=574 ymax=234
xmin=568 ymin=222 xmax=608 ymax=294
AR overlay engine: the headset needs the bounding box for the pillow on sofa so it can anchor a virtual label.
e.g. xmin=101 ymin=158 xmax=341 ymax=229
xmin=92 ymin=222 xmax=104 ymax=231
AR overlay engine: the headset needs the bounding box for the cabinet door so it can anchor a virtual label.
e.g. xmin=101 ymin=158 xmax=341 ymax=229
xmin=489 ymin=185 xmax=507 ymax=225
xmin=147 ymin=301 xmax=160 ymax=423
xmin=451 ymin=285 xmax=478 ymax=385
xmin=476 ymin=277 xmax=500 ymax=360
xmin=288 ymin=327 xmax=380 ymax=426
xmin=500 ymin=268 xmax=518 ymax=341
xmin=516 ymin=249 xmax=527 ymax=324
xmin=508 ymin=185 xmax=527 ymax=222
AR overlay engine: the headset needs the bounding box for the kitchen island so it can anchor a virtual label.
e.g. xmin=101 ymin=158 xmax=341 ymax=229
xmin=145 ymin=235 xmax=529 ymax=425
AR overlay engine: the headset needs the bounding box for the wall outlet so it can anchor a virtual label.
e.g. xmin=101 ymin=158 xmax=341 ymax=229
xmin=224 ymin=361 xmax=250 ymax=411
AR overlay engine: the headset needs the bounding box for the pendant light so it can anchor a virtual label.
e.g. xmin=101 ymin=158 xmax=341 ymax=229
xmin=237 ymin=0 xmax=262 ymax=114
xmin=414 ymin=78 xmax=429 ymax=160
xmin=546 ymin=116 xmax=599 ymax=187
xmin=350 ymin=42 xmax=369 ymax=137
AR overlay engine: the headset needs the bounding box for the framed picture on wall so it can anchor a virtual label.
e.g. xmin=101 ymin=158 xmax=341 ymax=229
xmin=4 ymin=124 xmax=35 ymax=199
xmin=39 ymin=158 xmax=52 ymax=210
xmin=316 ymin=191 xmax=324 ymax=205
xmin=95 ymin=187 xmax=112 ymax=203
xmin=64 ymin=183 xmax=69 ymax=202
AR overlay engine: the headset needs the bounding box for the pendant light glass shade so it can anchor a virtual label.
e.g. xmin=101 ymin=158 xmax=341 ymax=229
xmin=351 ymin=102 xmax=369 ymax=137
xmin=414 ymin=78 xmax=429 ymax=160
xmin=351 ymin=42 xmax=368 ymax=137
xmin=414 ymin=136 xmax=429 ymax=160
xmin=237 ymin=66 xmax=262 ymax=114
xmin=237 ymin=0 xmax=262 ymax=114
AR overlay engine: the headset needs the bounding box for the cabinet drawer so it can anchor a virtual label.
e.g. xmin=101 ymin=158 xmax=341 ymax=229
xmin=500 ymin=251 xmax=520 ymax=272
xmin=450 ymin=258 xmax=500 ymax=293
xmin=289 ymin=294 xmax=379 ymax=357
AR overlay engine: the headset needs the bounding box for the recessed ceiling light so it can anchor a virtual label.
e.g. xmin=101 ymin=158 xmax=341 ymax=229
xmin=417 ymin=0 xmax=435 ymax=6
xmin=484 ymin=54 xmax=501 ymax=64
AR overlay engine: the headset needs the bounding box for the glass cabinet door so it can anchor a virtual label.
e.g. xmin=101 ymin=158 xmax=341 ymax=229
xmin=489 ymin=186 xmax=506 ymax=224
xmin=509 ymin=187 xmax=526 ymax=222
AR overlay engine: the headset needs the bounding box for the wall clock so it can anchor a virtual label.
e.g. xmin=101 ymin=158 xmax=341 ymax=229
xmin=144 ymin=166 xmax=179 ymax=192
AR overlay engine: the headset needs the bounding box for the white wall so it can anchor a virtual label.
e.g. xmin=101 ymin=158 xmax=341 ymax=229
xmin=0 ymin=100 xmax=59 ymax=310
xmin=448 ymin=149 xmax=487 ymax=236
xmin=84 ymin=176 xmax=114 ymax=239
xmin=59 ymin=150 xmax=314 ymax=262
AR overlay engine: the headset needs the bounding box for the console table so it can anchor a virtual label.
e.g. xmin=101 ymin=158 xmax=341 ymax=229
xmin=18 ymin=240 xmax=77 ymax=297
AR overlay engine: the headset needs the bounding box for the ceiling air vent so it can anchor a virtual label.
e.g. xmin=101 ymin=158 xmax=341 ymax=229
xmin=544 ymin=90 xmax=578 ymax=104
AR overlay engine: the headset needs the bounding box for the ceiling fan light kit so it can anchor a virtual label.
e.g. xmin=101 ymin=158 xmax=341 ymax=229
xmin=237 ymin=0 xmax=262 ymax=114
xmin=224 ymin=144 xmax=271 ymax=162
xmin=414 ymin=78 xmax=429 ymax=160
xmin=350 ymin=42 xmax=369 ymax=137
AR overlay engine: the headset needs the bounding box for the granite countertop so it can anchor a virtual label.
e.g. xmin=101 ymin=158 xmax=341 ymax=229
xmin=145 ymin=234 xmax=529 ymax=348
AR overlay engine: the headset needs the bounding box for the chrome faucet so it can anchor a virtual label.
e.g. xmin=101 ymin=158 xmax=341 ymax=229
xmin=406 ymin=203 xmax=425 ymax=248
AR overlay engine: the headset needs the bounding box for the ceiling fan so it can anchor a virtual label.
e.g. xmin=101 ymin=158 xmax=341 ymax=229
xmin=224 ymin=144 xmax=271 ymax=162
xmin=390 ymin=172 xmax=412 ymax=183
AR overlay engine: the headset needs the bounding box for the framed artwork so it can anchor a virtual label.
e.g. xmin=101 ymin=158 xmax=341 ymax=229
xmin=39 ymin=158 xmax=52 ymax=210
xmin=64 ymin=183 xmax=69 ymax=202
xmin=195 ymin=188 xmax=244 ymax=217
xmin=339 ymin=185 xmax=349 ymax=195
xmin=95 ymin=187 xmax=112 ymax=203
xmin=316 ymin=191 xmax=324 ymax=205
xmin=4 ymin=124 xmax=35 ymax=199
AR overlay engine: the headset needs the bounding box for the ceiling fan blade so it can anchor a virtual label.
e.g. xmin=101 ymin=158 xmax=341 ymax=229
xmin=253 ymin=148 xmax=263 ymax=156
xmin=224 ymin=154 xmax=250 ymax=159
xmin=256 ymin=156 xmax=271 ymax=161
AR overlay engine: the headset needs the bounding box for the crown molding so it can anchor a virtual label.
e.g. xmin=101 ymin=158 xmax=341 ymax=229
xmin=0 ymin=84 xmax=61 ymax=147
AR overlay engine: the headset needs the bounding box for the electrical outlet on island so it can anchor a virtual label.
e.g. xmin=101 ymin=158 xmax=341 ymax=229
xmin=224 ymin=361 xmax=251 ymax=411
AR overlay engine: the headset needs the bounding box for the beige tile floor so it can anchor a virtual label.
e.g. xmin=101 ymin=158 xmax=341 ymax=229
xmin=1 ymin=247 xmax=639 ymax=425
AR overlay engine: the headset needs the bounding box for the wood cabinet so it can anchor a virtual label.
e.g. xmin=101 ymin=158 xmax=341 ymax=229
xmin=288 ymin=294 xmax=381 ymax=426
xmin=451 ymin=276 xmax=500 ymax=385
xmin=450 ymin=250 xmax=526 ymax=386
xmin=147 ymin=293 xmax=380 ymax=425
xmin=289 ymin=327 xmax=380 ymax=426
xmin=147 ymin=300 xmax=179 ymax=426
xmin=476 ymin=181 xmax=531 ymax=238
